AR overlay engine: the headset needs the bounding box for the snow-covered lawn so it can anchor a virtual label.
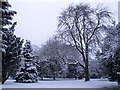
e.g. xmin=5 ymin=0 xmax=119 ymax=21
xmin=2 ymin=78 xmax=118 ymax=88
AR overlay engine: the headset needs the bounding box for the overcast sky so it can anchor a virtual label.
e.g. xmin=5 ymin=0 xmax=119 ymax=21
xmin=9 ymin=0 xmax=118 ymax=47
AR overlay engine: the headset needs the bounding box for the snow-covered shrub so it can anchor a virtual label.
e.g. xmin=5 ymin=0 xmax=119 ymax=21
xmin=90 ymin=72 xmax=99 ymax=79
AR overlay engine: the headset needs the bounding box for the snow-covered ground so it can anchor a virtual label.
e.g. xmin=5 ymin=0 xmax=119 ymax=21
xmin=2 ymin=78 xmax=118 ymax=88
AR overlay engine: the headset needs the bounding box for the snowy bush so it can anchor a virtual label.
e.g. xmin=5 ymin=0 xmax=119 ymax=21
xmin=90 ymin=72 xmax=99 ymax=79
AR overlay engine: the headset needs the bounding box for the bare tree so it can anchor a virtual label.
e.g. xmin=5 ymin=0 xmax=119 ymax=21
xmin=57 ymin=3 xmax=113 ymax=81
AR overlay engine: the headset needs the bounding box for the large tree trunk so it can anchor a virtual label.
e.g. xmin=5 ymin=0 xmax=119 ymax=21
xmin=85 ymin=44 xmax=90 ymax=81
xmin=85 ymin=64 xmax=90 ymax=81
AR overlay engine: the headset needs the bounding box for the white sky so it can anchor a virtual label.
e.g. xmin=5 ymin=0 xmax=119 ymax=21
xmin=8 ymin=0 xmax=119 ymax=47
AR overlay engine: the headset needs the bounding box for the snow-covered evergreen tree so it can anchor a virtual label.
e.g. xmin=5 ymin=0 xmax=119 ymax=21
xmin=15 ymin=40 xmax=38 ymax=83
xmin=1 ymin=1 xmax=23 ymax=84
xmin=96 ymin=24 xmax=119 ymax=81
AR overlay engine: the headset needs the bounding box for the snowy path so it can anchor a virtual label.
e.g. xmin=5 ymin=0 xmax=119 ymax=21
xmin=2 ymin=79 xmax=118 ymax=88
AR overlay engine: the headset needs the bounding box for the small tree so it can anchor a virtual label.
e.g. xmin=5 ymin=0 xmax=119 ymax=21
xmin=66 ymin=64 xmax=78 ymax=79
xmin=15 ymin=40 xmax=38 ymax=83
xmin=49 ymin=58 xmax=62 ymax=80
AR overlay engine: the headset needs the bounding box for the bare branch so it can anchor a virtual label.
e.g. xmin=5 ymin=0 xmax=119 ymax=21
xmin=69 ymin=31 xmax=82 ymax=54
xmin=87 ymin=19 xmax=100 ymax=42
